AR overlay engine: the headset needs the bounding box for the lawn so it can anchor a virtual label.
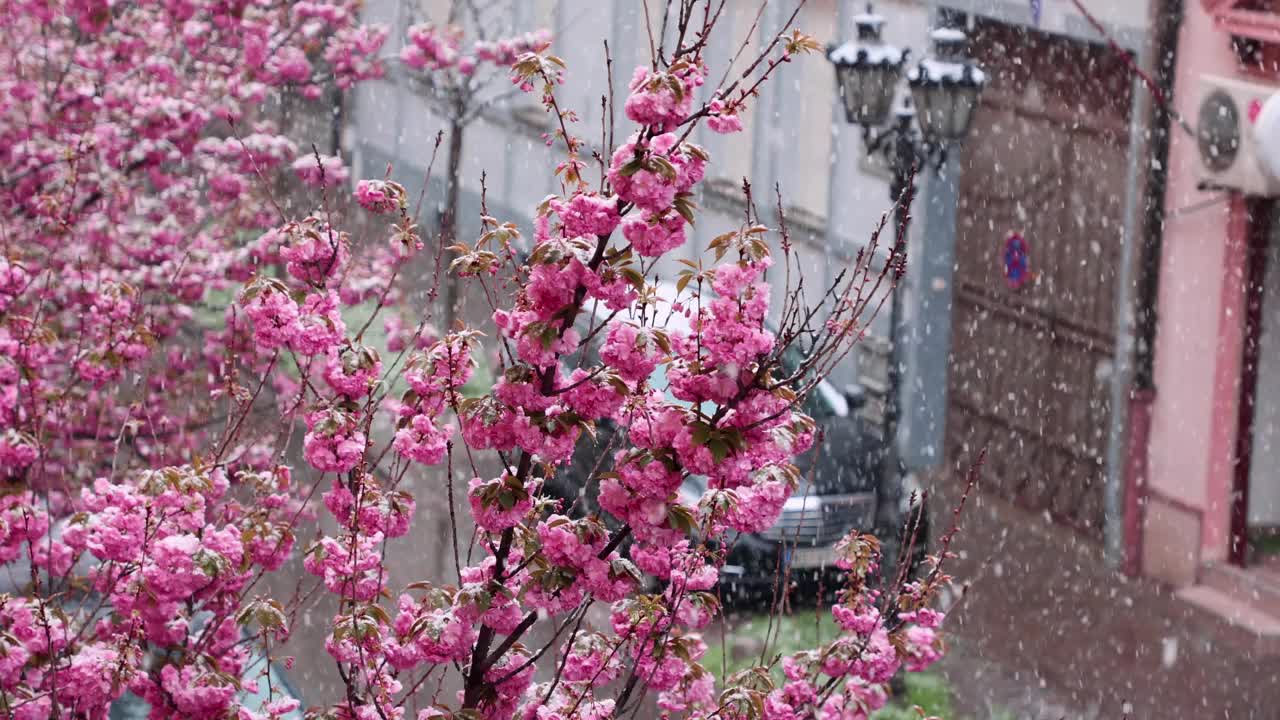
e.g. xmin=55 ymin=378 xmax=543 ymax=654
xmin=701 ymin=612 xmax=954 ymax=718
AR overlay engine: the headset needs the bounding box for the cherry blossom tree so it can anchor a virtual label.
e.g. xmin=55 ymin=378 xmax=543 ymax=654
xmin=0 ymin=1 xmax=963 ymax=719
xmin=397 ymin=0 xmax=551 ymax=329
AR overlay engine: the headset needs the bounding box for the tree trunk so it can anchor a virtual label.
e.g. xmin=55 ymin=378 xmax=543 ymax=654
xmin=439 ymin=116 xmax=465 ymax=331
xmin=331 ymin=87 xmax=344 ymax=157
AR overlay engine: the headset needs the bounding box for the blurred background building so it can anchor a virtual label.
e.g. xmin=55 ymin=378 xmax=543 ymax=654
xmin=347 ymin=0 xmax=1157 ymax=565
xmin=344 ymin=0 xmax=1156 ymax=541
xmin=349 ymin=0 xmax=927 ymax=443
xmin=1136 ymin=0 xmax=1280 ymax=634
xmin=331 ymin=0 xmax=1280 ymax=712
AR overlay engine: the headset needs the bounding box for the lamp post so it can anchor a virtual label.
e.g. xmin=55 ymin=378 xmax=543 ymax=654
xmin=827 ymin=6 xmax=986 ymax=488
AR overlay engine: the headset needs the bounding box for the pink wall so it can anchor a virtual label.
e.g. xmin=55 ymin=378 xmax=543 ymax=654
xmin=1145 ymin=3 xmax=1250 ymax=578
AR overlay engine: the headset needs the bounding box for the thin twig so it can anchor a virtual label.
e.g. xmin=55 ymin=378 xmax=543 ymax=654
xmin=1068 ymin=0 xmax=1194 ymax=138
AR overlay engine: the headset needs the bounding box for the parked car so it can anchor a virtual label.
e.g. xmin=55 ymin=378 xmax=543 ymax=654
xmin=547 ymin=283 xmax=928 ymax=607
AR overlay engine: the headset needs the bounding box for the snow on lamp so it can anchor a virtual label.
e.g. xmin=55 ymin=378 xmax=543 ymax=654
xmin=908 ymin=27 xmax=986 ymax=143
xmin=827 ymin=7 xmax=907 ymax=127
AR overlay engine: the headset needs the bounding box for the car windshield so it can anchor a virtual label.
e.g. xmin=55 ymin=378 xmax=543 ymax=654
xmin=778 ymin=341 xmax=840 ymax=419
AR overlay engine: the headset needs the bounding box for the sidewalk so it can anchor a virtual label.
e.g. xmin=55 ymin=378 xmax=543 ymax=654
xmin=928 ymin=472 xmax=1280 ymax=718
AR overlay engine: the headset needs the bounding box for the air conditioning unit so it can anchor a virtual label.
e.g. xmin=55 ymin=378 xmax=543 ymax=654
xmin=1196 ymin=74 xmax=1280 ymax=197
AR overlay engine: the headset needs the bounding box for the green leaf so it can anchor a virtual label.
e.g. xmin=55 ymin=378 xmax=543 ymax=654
xmin=667 ymin=504 xmax=697 ymax=534
xmin=618 ymin=158 xmax=646 ymax=177
xmin=649 ymin=156 xmax=678 ymax=181
xmin=690 ymin=422 xmax=712 ymax=446
xmin=539 ymin=323 xmax=559 ymax=349
xmin=674 ymin=193 xmax=697 ymax=225
xmin=619 ymin=266 xmax=645 ymax=290
xmin=708 ymin=438 xmax=730 ymax=463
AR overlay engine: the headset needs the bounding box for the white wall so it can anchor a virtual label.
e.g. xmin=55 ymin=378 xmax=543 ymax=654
xmin=934 ymin=0 xmax=1151 ymax=48
xmin=353 ymin=0 xmax=935 ymax=387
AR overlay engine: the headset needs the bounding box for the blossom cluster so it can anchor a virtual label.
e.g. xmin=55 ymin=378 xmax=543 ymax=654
xmin=0 ymin=5 xmax=951 ymax=720
xmin=0 ymin=465 xmax=305 ymax=718
xmin=402 ymin=23 xmax=552 ymax=76
xmin=0 ymin=0 xmax=388 ymax=491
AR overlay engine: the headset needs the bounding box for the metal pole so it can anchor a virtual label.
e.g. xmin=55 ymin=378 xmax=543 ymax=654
xmin=883 ymin=207 xmax=906 ymax=476
xmin=1117 ymin=0 xmax=1184 ymax=575
xmin=883 ymin=120 xmax=917 ymax=483
xmin=1103 ymin=56 xmax=1154 ymax=568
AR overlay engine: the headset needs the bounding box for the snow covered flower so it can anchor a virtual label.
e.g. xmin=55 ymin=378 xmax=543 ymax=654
xmin=303 ymin=408 xmax=366 ymax=473
xmin=355 ymin=179 xmax=407 ymax=214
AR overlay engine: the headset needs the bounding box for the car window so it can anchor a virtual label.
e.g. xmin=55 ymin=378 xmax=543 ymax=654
xmin=779 ymin=343 xmax=839 ymax=419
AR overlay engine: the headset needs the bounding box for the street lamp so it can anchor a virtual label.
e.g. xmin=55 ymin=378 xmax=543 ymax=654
xmin=827 ymin=6 xmax=986 ymax=486
xmin=907 ymin=28 xmax=986 ymax=145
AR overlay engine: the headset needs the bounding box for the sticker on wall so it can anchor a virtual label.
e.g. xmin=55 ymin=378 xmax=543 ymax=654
xmin=1003 ymin=232 xmax=1031 ymax=290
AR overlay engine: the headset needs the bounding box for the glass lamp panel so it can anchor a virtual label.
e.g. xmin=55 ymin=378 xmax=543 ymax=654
xmin=868 ymin=65 xmax=901 ymax=124
xmin=839 ymin=63 xmax=898 ymax=126
xmin=947 ymin=85 xmax=980 ymax=140
xmin=909 ymin=81 xmax=941 ymax=138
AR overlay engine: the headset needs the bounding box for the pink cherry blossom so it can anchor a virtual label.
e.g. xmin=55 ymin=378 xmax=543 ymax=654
xmin=469 ymin=474 xmax=536 ymax=532
xmin=355 ymin=179 xmax=408 ymax=214
xmin=0 ymin=8 xmax=948 ymax=717
xmin=706 ymin=99 xmax=745 ymax=134
xmin=599 ymin=322 xmax=663 ymax=384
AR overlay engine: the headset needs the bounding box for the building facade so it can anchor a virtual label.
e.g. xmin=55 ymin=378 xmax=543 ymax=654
xmin=349 ymin=0 xmax=1167 ymax=527
xmin=350 ymin=0 xmax=983 ymax=465
xmin=933 ymin=2 xmax=1280 ymax=636
xmin=1138 ymin=0 xmax=1280 ymax=631
xmin=927 ymin=0 xmax=1155 ymax=561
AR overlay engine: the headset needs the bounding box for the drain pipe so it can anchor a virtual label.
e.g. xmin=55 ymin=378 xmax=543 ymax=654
xmin=1121 ymin=0 xmax=1183 ymax=577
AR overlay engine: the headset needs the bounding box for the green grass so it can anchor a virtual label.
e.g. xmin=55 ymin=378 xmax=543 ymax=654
xmin=702 ymin=613 xmax=836 ymax=683
xmin=870 ymin=673 xmax=954 ymax=719
xmin=701 ymin=613 xmax=954 ymax=718
xmin=1250 ymin=529 xmax=1280 ymax=559
xmin=343 ymin=301 xmax=495 ymax=399
xmin=195 ymin=286 xmax=240 ymax=329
